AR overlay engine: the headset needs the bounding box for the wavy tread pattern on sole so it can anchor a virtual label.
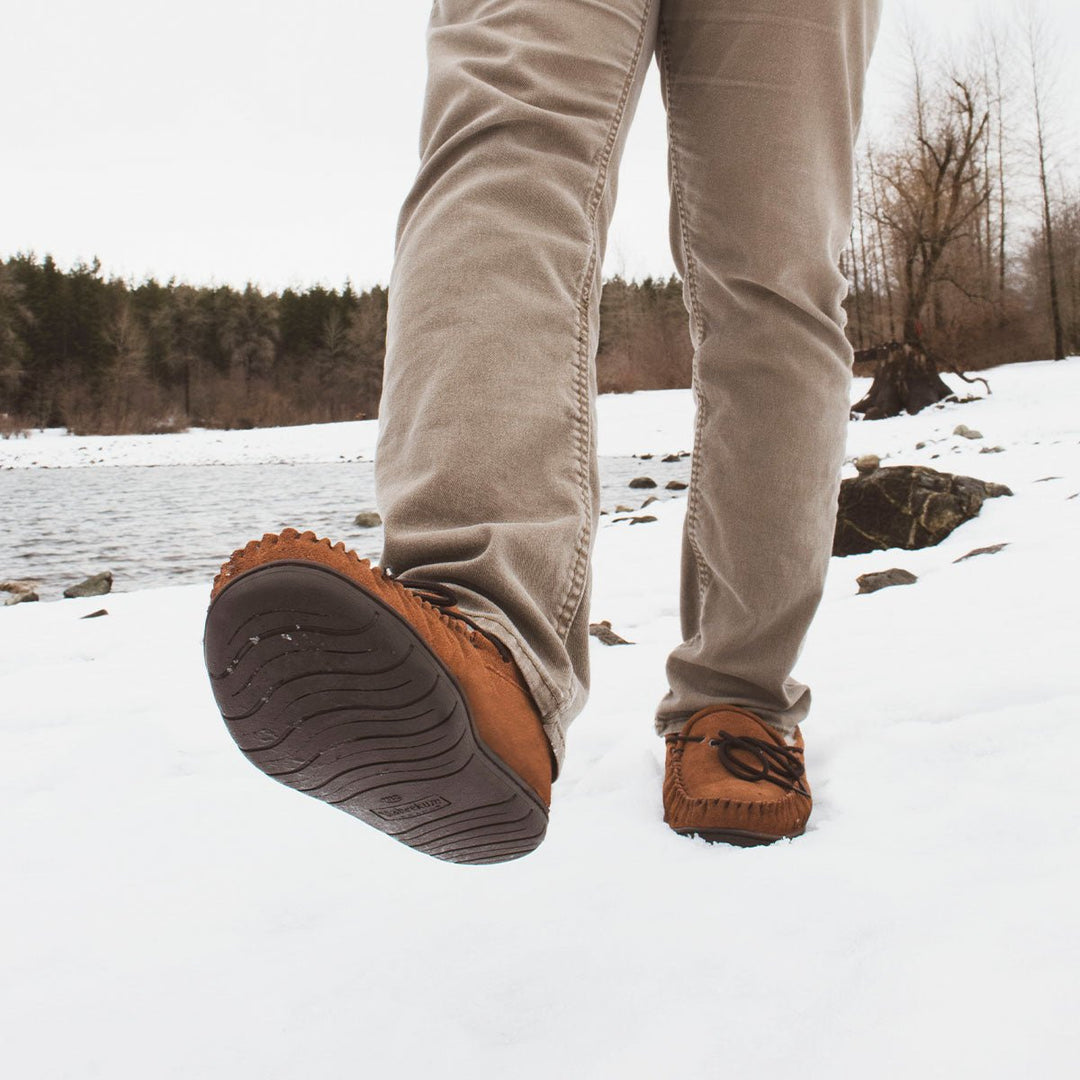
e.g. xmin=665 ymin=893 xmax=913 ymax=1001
xmin=204 ymin=562 xmax=548 ymax=865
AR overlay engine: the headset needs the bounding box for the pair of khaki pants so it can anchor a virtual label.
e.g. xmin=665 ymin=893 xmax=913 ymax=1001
xmin=376 ymin=0 xmax=883 ymax=770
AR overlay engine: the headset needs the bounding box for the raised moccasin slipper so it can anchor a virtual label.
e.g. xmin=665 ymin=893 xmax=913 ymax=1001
xmin=663 ymin=705 xmax=811 ymax=846
xmin=203 ymin=529 xmax=553 ymax=865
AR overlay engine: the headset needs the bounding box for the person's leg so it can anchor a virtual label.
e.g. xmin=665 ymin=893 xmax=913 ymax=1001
xmin=654 ymin=0 xmax=883 ymax=738
xmin=377 ymin=0 xmax=661 ymax=770
xmin=204 ymin=1 xmax=663 ymax=864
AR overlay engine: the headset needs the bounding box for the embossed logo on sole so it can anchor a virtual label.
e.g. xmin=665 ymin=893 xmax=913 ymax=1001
xmin=373 ymin=795 xmax=451 ymax=821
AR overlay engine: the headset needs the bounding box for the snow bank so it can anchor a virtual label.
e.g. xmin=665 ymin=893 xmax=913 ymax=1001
xmin=0 ymin=388 xmax=691 ymax=469
xmin=5 ymin=359 xmax=1078 ymax=470
xmin=2 ymin=358 xmax=1078 ymax=1078
xmin=0 ymin=417 xmax=381 ymax=469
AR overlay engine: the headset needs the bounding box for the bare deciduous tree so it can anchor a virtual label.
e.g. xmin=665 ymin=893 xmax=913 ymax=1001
xmin=853 ymin=56 xmax=992 ymax=417
xmin=874 ymin=75 xmax=990 ymax=343
xmin=1025 ymin=9 xmax=1066 ymax=360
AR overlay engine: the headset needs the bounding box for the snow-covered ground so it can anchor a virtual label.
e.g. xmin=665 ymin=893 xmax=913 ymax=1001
xmin=0 ymin=387 xmax=690 ymax=469
xmin=3 ymin=359 xmax=1079 ymax=1078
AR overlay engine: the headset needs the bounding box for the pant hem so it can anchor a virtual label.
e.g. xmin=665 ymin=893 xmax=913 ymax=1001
xmin=654 ymin=706 xmax=801 ymax=740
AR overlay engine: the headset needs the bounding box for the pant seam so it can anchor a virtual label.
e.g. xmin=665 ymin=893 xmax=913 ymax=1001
xmin=555 ymin=0 xmax=655 ymax=640
xmin=659 ymin=18 xmax=711 ymax=609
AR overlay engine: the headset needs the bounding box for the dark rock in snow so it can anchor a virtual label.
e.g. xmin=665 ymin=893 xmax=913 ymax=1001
xmin=629 ymin=476 xmax=657 ymax=489
xmin=615 ymin=504 xmax=633 ymax=513
xmin=4 ymin=591 xmax=38 ymax=605
xmin=665 ymin=479 xmax=688 ymax=490
xmin=81 ymin=608 xmax=109 ymax=619
xmin=629 ymin=515 xmax=658 ymax=525
xmin=589 ymin=620 xmax=633 ymax=646
xmin=953 ymin=542 xmax=1009 ymax=563
xmin=662 ymin=453 xmax=681 ymax=463
xmin=854 ymin=454 xmax=880 ymax=475
xmin=856 ymin=568 xmax=918 ymax=594
xmin=354 ymin=510 xmax=382 ymax=528
xmin=1 ymin=579 xmax=39 ymax=605
xmin=63 ymin=571 xmax=113 ymax=598
xmin=833 ymin=465 xmax=1012 ymax=556
xmin=640 ymin=495 xmax=659 ymax=507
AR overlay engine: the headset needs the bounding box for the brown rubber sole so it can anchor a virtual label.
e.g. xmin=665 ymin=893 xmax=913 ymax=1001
xmin=204 ymin=560 xmax=548 ymax=865
xmin=672 ymin=826 xmax=804 ymax=847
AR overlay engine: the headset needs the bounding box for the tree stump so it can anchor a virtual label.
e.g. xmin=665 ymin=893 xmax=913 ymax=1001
xmin=852 ymin=341 xmax=955 ymax=420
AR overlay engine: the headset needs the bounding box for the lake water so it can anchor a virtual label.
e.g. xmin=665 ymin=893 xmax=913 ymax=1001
xmin=1 ymin=456 xmax=690 ymax=601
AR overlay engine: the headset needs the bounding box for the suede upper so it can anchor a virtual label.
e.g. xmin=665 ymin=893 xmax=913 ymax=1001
xmin=663 ymin=705 xmax=811 ymax=840
xmin=213 ymin=529 xmax=554 ymax=806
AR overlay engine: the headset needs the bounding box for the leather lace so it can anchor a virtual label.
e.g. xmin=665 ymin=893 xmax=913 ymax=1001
xmin=666 ymin=730 xmax=809 ymax=797
xmin=383 ymin=572 xmax=514 ymax=663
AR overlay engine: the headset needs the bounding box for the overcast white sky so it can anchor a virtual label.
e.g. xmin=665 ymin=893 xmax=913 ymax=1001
xmin=2 ymin=0 xmax=1076 ymax=293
